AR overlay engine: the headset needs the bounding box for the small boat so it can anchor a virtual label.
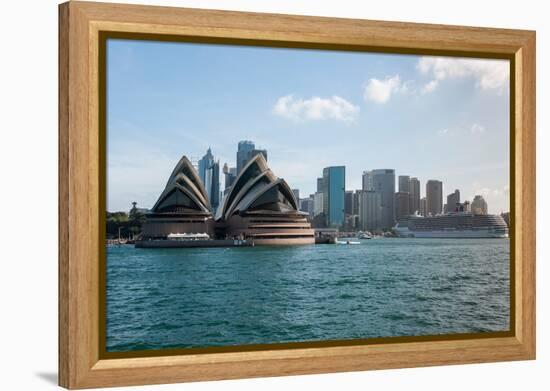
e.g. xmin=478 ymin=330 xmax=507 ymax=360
xmin=357 ymin=231 xmax=372 ymax=239
xmin=336 ymin=240 xmax=361 ymax=245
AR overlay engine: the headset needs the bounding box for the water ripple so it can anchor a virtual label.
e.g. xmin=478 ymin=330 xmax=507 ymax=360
xmin=106 ymin=238 xmax=510 ymax=352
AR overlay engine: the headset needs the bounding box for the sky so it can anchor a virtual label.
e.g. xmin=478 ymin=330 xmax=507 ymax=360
xmin=106 ymin=39 xmax=510 ymax=214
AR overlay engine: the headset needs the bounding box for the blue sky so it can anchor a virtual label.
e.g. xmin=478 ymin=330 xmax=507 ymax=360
xmin=107 ymin=39 xmax=510 ymax=214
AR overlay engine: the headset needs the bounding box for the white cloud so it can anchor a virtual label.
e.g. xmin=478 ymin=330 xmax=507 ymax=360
xmin=470 ymin=185 xmax=510 ymax=213
xmin=470 ymin=123 xmax=486 ymax=134
xmin=422 ymin=79 xmax=439 ymax=94
xmin=272 ymin=95 xmax=359 ymax=122
xmin=437 ymin=123 xmax=486 ymax=136
xmin=363 ymin=75 xmax=407 ymax=104
xmin=417 ymin=57 xmax=509 ymax=93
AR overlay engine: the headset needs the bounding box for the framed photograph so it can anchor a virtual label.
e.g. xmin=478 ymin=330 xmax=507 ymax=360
xmin=59 ymin=1 xmax=536 ymax=389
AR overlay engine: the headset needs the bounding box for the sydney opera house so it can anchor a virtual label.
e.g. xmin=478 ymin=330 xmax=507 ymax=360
xmin=140 ymin=154 xmax=315 ymax=245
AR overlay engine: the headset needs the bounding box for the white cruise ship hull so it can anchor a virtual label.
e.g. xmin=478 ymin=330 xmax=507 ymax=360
xmin=393 ymin=227 xmax=508 ymax=239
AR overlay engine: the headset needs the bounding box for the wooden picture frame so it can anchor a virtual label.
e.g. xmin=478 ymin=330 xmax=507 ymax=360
xmin=58 ymin=1 xmax=536 ymax=388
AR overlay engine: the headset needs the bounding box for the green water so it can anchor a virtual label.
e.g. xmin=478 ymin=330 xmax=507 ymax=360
xmin=106 ymin=238 xmax=510 ymax=352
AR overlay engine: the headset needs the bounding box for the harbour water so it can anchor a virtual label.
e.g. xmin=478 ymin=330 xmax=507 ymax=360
xmin=106 ymin=238 xmax=510 ymax=352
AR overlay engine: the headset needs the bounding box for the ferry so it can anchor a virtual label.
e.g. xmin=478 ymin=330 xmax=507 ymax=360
xmin=167 ymin=232 xmax=211 ymax=241
xmin=393 ymin=212 xmax=508 ymax=239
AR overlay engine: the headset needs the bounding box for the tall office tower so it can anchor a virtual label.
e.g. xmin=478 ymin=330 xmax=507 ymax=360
xmin=446 ymin=189 xmax=461 ymax=213
xmin=322 ymin=166 xmax=346 ymax=228
xmin=313 ymin=192 xmax=324 ymax=217
xmin=198 ymin=147 xmax=214 ymax=185
xmin=362 ymin=170 xmax=374 ymax=191
xmin=236 ymin=140 xmax=267 ymax=174
xmin=426 ymin=180 xmax=443 ymax=216
xmin=315 ymin=176 xmax=327 ymax=226
xmin=371 ymin=169 xmax=396 ymax=229
xmin=398 ymin=175 xmax=411 ymax=193
xmin=471 ymin=195 xmax=488 ymax=215
xmin=409 ymin=177 xmax=421 ymax=214
xmin=299 ymin=197 xmax=314 ymax=216
xmin=209 ymin=161 xmax=220 ymax=210
xmin=236 ymin=140 xmax=254 ymax=174
xmin=358 ymin=190 xmax=382 ymax=231
xmin=198 ymin=148 xmax=220 ymax=210
xmin=420 ymin=197 xmax=428 ymax=216
xmin=352 ymin=190 xmax=360 ymax=215
xmin=222 ymin=163 xmax=237 ymax=191
xmin=344 ymin=190 xmax=353 ymax=215
xmin=395 ymin=191 xmax=410 ymax=221
xmin=292 ymin=189 xmax=300 ymax=203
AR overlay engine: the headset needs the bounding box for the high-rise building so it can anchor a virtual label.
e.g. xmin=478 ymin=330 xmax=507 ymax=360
xmin=362 ymin=170 xmax=374 ymax=191
xmin=344 ymin=190 xmax=353 ymax=215
xmin=236 ymin=140 xmax=254 ymax=174
xmin=313 ymin=192 xmax=324 ymax=217
xmin=358 ymin=190 xmax=382 ymax=231
xmin=292 ymin=189 xmax=300 ymax=203
xmin=198 ymin=148 xmax=220 ymax=210
xmin=420 ymin=197 xmax=428 ymax=216
xmin=471 ymin=195 xmax=488 ymax=215
xmin=352 ymin=190 xmax=360 ymax=215
xmin=426 ymin=180 xmax=443 ymax=216
xmin=322 ymin=166 xmax=345 ymax=228
xmin=222 ymin=163 xmax=237 ymax=192
xmin=395 ymin=191 xmax=410 ymax=221
xmin=398 ymin=175 xmax=411 ymax=193
xmin=299 ymin=197 xmax=314 ymax=216
xmin=410 ymin=177 xmax=420 ymax=214
xmin=371 ymin=169 xmax=395 ymax=229
xmin=236 ymin=140 xmax=267 ymax=174
xmin=446 ymin=189 xmax=461 ymax=213
xmin=198 ymin=147 xmax=214 ymax=185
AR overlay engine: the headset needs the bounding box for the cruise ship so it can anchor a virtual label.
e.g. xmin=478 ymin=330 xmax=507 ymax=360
xmin=393 ymin=212 xmax=509 ymax=238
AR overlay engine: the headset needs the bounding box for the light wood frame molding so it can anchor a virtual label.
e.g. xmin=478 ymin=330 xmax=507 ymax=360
xmin=58 ymin=1 xmax=536 ymax=389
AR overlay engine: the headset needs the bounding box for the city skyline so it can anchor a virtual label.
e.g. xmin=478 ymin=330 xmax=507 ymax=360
xmin=111 ymin=141 xmax=504 ymax=220
xmin=107 ymin=39 xmax=510 ymax=213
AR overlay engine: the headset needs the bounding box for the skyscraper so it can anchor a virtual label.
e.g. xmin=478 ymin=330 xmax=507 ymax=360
xmin=471 ymin=195 xmax=488 ymax=215
xmin=362 ymin=170 xmax=374 ymax=191
xmin=299 ymin=196 xmax=314 ymax=217
xmin=398 ymin=175 xmax=411 ymax=193
xmin=420 ymin=197 xmax=427 ymax=216
xmin=198 ymin=148 xmax=220 ymax=211
xmin=322 ymin=166 xmax=345 ymax=228
xmin=410 ymin=177 xmax=420 ymax=215
xmin=236 ymin=140 xmax=267 ymax=174
xmin=371 ymin=169 xmax=396 ymax=229
xmin=426 ymin=180 xmax=443 ymax=216
xmin=446 ymin=189 xmax=461 ymax=213
xmin=198 ymin=147 xmax=214 ymax=186
xmin=313 ymin=192 xmax=324 ymax=217
xmin=352 ymin=190 xmax=360 ymax=215
xmin=292 ymin=189 xmax=300 ymax=203
xmin=222 ymin=163 xmax=237 ymax=192
xmin=395 ymin=191 xmax=410 ymax=221
xmin=344 ymin=190 xmax=353 ymax=215
xmin=358 ymin=190 xmax=382 ymax=231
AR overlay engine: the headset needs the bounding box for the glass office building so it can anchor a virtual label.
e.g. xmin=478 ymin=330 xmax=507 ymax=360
xmin=322 ymin=166 xmax=345 ymax=228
